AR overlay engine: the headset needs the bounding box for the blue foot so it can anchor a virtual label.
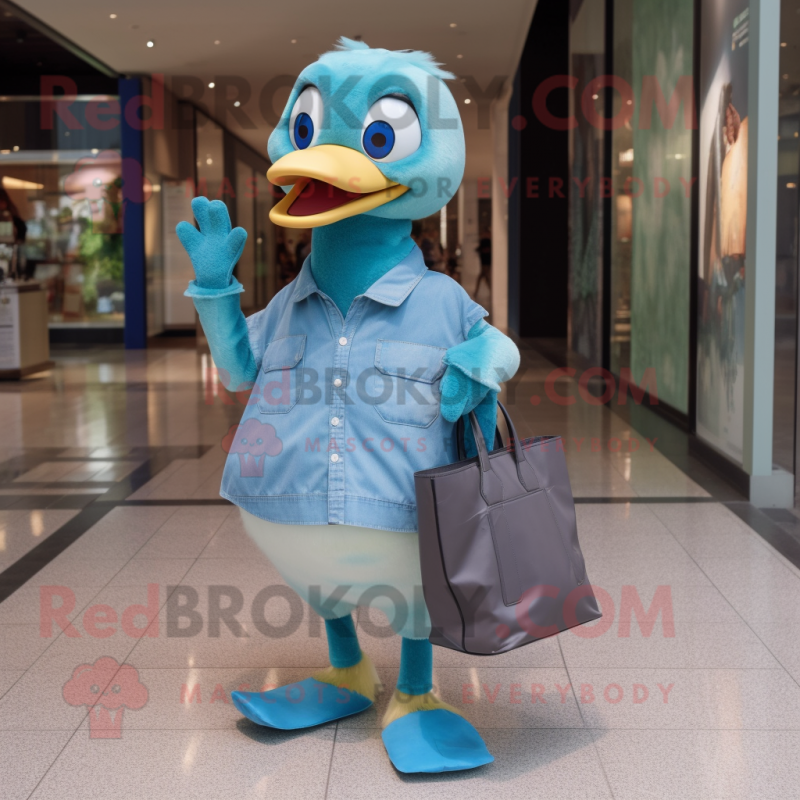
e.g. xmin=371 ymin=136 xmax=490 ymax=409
xmin=382 ymin=709 xmax=494 ymax=773
xmin=232 ymin=677 xmax=372 ymax=730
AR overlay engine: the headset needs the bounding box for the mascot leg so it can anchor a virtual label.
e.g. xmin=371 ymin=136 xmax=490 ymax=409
xmin=231 ymin=614 xmax=379 ymax=730
xmin=381 ymin=638 xmax=493 ymax=773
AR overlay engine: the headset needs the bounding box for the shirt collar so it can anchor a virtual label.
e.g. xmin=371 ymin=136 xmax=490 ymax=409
xmin=291 ymin=245 xmax=428 ymax=308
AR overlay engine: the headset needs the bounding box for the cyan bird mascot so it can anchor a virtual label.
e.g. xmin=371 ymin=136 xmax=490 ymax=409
xmin=177 ymin=37 xmax=519 ymax=773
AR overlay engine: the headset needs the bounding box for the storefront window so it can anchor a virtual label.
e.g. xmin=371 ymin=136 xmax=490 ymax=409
xmin=609 ymin=0 xmax=633 ymax=375
xmin=776 ymin=3 xmax=800 ymax=476
xmin=568 ymin=0 xmax=606 ymax=365
xmin=195 ymin=112 xmax=224 ymax=200
xmin=0 ymin=99 xmax=124 ymax=328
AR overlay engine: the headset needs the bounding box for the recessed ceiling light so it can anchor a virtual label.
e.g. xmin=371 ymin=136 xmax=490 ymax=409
xmin=291 ymin=39 xmax=297 ymax=44
xmin=208 ymin=82 xmax=215 ymax=88
xmin=783 ymin=74 xmax=789 ymax=79
xmin=788 ymin=182 xmax=797 ymax=188
xmin=206 ymin=157 xmax=213 ymax=165
xmin=110 ymin=13 xmax=117 ymax=19
xmin=464 ymin=98 xmax=471 ymax=104
xmin=781 ymin=42 xmax=787 ymax=47
xmin=592 ymin=93 xmax=599 ymax=99
xmin=449 ymin=22 xmax=457 ymax=28
xmin=91 ymin=148 xmax=99 ymax=154
xmin=456 ymin=54 xmax=463 ymax=59
xmin=146 ymin=40 xmax=155 ymax=47
xmin=233 ymin=101 xmax=241 ymax=107
xmin=12 ymin=145 xmax=19 ymax=151
xmin=214 ymin=40 xmax=220 ymax=45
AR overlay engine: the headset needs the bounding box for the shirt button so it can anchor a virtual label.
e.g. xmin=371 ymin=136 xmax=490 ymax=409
xmin=330 ymin=453 xmax=340 ymax=463
xmin=333 ymin=377 xmax=343 ymax=388
xmin=339 ymin=336 xmax=348 ymax=346
xmin=331 ymin=417 xmax=340 ymax=426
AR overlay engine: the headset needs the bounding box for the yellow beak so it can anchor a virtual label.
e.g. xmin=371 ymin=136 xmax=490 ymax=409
xmin=267 ymin=144 xmax=408 ymax=228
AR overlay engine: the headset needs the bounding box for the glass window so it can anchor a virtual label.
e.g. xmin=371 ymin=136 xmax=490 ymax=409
xmin=0 ymin=99 xmax=124 ymax=329
xmin=235 ymin=159 xmax=256 ymax=312
xmin=568 ymin=0 xmax=606 ymax=365
xmin=627 ymin=0 xmax=693 ymax=413
xmin=195 ymin=113 xmax=224 ymax=200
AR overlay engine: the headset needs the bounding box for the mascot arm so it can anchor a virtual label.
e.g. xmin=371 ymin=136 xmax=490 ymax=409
xmin=178 ymin=197 xmax=257 ymax=392
xmin=440 ymin=320 xmax=521 ymax=454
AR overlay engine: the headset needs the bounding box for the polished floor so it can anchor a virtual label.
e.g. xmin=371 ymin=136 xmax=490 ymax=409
xmin=2 ymin=343 xmax=800 ymax=799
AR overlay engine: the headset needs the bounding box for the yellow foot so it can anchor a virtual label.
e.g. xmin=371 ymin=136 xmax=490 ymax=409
xmin=381 ymin=689 xmax=463 ymax=728
xmin=312 ymin=652 xmax=382 ymax=703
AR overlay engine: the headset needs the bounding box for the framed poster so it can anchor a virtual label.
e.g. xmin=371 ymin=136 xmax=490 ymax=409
xmin=696 ymin=0 xmax=750 ymax=462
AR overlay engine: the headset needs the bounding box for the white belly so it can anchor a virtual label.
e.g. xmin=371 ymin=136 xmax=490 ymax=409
xmin=240 ymin=509 xmax=431 ymax=639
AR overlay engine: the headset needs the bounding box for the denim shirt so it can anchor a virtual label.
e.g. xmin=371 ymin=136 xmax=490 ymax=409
xmin=220 ymin=246 xmax=487 ymax=532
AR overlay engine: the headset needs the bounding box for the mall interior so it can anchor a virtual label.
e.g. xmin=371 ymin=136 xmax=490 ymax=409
xmin=1 ymin=0 xmax=800 ymax=797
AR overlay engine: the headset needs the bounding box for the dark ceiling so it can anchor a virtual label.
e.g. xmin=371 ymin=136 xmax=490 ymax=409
xmin=0 ymin=0 xmax=117 ymax=95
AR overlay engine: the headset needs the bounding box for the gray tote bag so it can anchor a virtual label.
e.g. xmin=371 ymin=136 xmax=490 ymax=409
xmin=414 ymin=403 xmax=601 ymax=655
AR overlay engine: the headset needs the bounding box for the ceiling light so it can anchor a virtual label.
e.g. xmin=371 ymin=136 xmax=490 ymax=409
xmin=788 ymin=182 xmax=797 ymax=188
xmin=208 ymin=82 xmax=215 ymax=88
xmin=2 ymin=177 xmax=44 ymax=190
xmin=784 ymin=74 xmax=789 ymax=79
xmin=214 ymin=40 xmax=220 ymax=45
xmin=449 ymin=23 xmax=457 ymax=28
xmin=464 ymin=98 xmax=471 ymax=104
xmin=206 ymin=157 xmax=213 ymax=165
xmin=12 ymin=145 xmax=19 ymax=151
xmin=781 ymin=42 xmax=787 ymax=47
xmin=592 ymin=93 xmax=599 ymax=99
xmin=291 ymin=39 xmax=297 ymax=44
xmin=91 ymin=148 xmax=99 ymax=154
xmin=456 ymin=54 xmax=463 ymax=59
xmin=146 ymin=40 xmax=155 ymax=47
xmin=233 ymin=101 xmax=241 ymax=107
xmin=109 ymin=13 xmax=117 ymax=19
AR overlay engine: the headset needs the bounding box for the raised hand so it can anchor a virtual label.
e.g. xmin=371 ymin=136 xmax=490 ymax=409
xmin=176 ymin=197 xmax=247 ymax=290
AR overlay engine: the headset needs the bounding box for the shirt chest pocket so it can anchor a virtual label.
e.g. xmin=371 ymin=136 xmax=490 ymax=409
xmin=369 ymin=339 xmax=447 ymax=428
xmin=257 ymin=334 xmax=306 ymax=414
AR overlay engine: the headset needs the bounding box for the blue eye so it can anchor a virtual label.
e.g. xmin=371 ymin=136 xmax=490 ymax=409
xmin=294 ymin=113 xmax=314 ymax=150
xmin=363 ymin=120 xmax=395 ymax=160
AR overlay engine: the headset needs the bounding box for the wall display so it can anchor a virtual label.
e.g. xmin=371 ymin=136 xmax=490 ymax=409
xmin=628 ymin=0 xmax=694 ymax=413
xmin=697 ymin=0 xmax=750 ymax=462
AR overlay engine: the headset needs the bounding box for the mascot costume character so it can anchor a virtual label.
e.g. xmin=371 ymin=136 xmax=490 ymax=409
xmin=177 ymin=37 xmax=520 ymax=773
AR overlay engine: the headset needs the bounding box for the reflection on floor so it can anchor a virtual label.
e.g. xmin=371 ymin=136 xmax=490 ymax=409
xmin=1 ymin=345 xmax=800 ymax=799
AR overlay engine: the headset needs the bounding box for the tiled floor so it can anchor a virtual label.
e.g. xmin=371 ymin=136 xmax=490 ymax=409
xmin=1 ymin=344 xmax=800 ymax=798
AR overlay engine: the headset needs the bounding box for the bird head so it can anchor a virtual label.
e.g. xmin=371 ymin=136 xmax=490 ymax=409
xmin=267 ymin=37 xmax=465 ymax=228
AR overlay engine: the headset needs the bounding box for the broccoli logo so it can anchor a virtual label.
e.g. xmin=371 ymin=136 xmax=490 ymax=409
xmin=62 ymin=656 xmax=148 ymax=738
xmin=222 ymin=418 xmax=283 ymax=477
